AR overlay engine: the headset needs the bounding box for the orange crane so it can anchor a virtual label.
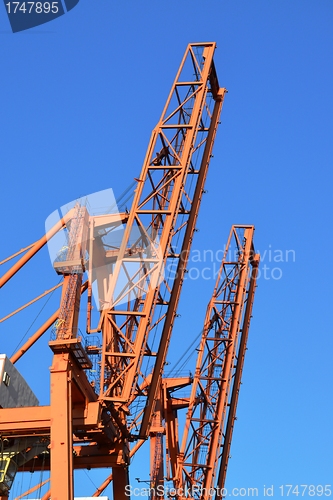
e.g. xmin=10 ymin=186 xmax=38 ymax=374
xmin=163 ymin=225 xmax=259 ymax=499
xmin=0 ymin=42 xmax=258 ymax=500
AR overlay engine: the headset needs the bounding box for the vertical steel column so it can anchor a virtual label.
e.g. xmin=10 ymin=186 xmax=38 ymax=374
xmin=50 ymin=353 xmax=74 ymax=500
xmin=112 ymin=466 xmax=130 ymax=500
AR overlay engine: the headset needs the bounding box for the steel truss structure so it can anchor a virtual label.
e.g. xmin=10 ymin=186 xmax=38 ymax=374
xmin=170 ymin=226 xmax=259 ymax=499
xmin=0 ymin=43 xmax=259 ymax=500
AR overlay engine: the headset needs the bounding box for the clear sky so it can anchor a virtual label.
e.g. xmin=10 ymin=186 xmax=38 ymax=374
xmin=0 ymin=1 xmax=332 ymax=499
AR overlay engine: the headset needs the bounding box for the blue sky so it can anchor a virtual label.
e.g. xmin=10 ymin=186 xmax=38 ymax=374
xmin=0 ymin=1 xmax=332 ymax=499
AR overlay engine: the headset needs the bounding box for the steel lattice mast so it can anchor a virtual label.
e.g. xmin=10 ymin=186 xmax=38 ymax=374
xmin=169 ymin=225 xmax=259 ymax=500
xmin=97 ymin=42 xmax=226 ymax=432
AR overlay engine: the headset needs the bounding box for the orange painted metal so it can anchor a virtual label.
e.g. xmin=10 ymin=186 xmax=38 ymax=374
xmin=14 ymin=478 xmax=50 ymax=499
xmin=170 ymin=225 xmax=259 ymax=499
xmin=0 ymin=242 xmax=34 ymax=266
xmin=49 ymin=353 xmax=74 ymax=500
xmin=96 ymin=43 xmax=226 ymax=444
xmin=216 ymin=249 xmax=259 ymax=498
xmin=10 ymin=309 xmax=60 ymax=364
xmin=92 ymin=475 xmax=113 ymax=497
xmin=0 ymin=43 xmax=233 ymax=499
xmin=41 ymin=490 xmax=51 ymax=500
xmin=140 ymin=84 xmax=225 ymax=439
xmin=10 ymin=282 xmax=87 ymax=364
xmin=0 ymin=283 xmax=62 ymax=324
xmin=149 ymin=386 xmax=164 ymax=500
xmin=0 ymin=406 xmax=51 ymax=435
xmin=92 ymin=439 xmax=145 ymax=496
xmin=0 ymin=208 xmax=74 ymax=288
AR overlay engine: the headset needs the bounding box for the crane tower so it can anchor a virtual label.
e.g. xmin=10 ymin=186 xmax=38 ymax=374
xmin=0 ymin=42 xmax=259 ymax=500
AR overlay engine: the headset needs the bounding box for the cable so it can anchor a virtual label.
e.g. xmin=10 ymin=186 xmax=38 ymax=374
xmin=168 ymin=327 xmax=203 ymax=377
xmin=10 ymin=277 xmax=63 ymax=358
xmin=36 ymin=451 xmax=46 ymax=499
xmin=83 ymin=469 xmax=98 ymax=490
